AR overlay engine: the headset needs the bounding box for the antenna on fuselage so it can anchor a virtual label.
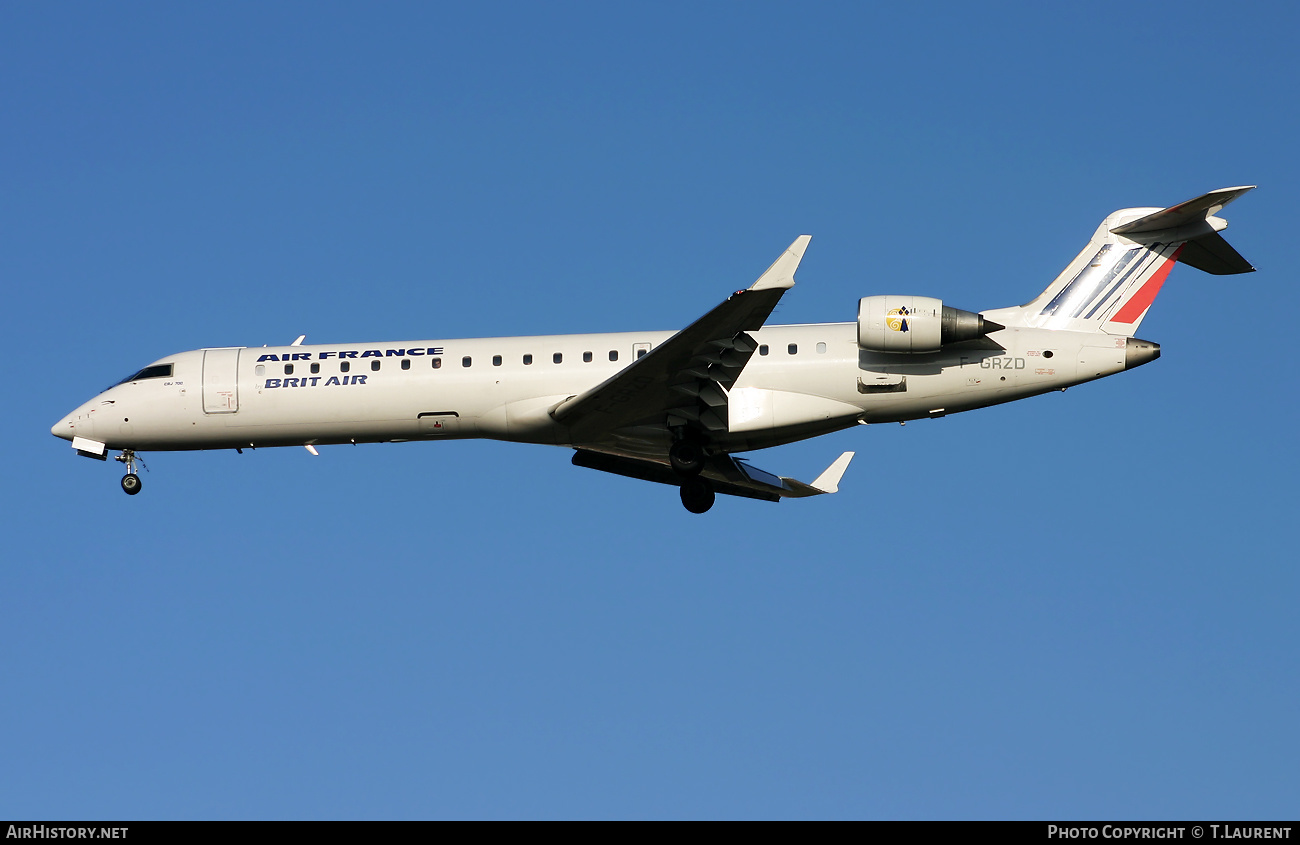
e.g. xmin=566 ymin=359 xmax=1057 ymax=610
xmin=291 ymin=335 xmax=306 ymax=346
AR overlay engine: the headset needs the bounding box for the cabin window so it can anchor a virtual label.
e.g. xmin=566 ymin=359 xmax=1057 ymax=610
xmin=401 ymin=359 xmax=411 ymax=370
xmin=637 ymin=348 xmax=648 ymax=359
xmin=255 ymin=365 xmax=265 ymax=377
xmin=431 ymin=358 xmax=441 ymax=369
xmin=553 ymin=353 xmax=563 ymax=364
xmin=817 ymin=342 xmax=827 ymax=354
xmin=462 ymin=356 xmax=472 ymax=368
xmin=311 ymin=362 xmax=320 ymax=374
xmin=492 ymin=355 xmax=502 ymax=367
xmin=284 ymin=363 xmax=294 ymax=375
xmin=759 ymin=345 xmax=769 ymax=356
xmin=341 ymin=361 xmax=351 ymax=373
xmin=788 ymin=343 xmax=798 ymax=355
xmin=371 ymin=360 xmax=381 ymax=372
xmin=523 ymin=354 xmax=533 ymax=365
xmin=609 ymin=350 xmax=618 ymax=362
xmin=583 ymin=351 xmax=592 ymax=363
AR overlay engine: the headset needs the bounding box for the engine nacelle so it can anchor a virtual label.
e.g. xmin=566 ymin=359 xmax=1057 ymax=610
xmin=857 ymin=295 xmax=1000 ymax=353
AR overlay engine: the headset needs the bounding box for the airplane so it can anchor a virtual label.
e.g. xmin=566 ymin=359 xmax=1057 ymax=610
xmin=52 ymin=187 xmax=1255 ymax=513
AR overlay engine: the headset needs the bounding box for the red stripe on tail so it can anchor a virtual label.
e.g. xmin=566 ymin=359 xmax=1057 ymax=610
xmin=1109 ymin=244 xmax=1185 ymax=324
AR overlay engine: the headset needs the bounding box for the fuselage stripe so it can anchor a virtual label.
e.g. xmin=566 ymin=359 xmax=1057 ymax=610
xmin=1108 ymin=244 xmax=1185 ymax=324
xmin=1080 ymin=245 xmax=1157 ymax=319
xmin=1040 ymin=245 xmax=1112 ymax=317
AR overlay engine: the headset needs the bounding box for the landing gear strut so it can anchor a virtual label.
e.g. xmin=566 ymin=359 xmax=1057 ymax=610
xmin=670 ymin=429 xmax=710 ymax=511
xmin=679 ymin=476 xmax=715 ymax=514
xmin=115 ymin=450 xmax=145 ymax=496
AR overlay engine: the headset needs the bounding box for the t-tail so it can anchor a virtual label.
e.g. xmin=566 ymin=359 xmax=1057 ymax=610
xmin=985 ymin=187 xmax=1255 ymax=336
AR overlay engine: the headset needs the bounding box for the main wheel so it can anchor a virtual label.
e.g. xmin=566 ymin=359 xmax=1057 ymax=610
xmin=121 ymin=473 xmax=142 ymax=495
xmin=679 ymin=477 xmax=715 ymax=514
xmin=669 ymin=439 xmax=705 ymax=476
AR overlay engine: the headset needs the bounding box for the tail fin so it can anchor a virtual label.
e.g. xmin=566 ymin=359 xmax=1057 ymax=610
xmin=987 ymin=187 xmax=1255 ymax=336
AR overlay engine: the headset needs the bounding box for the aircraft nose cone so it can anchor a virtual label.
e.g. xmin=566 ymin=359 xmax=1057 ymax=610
xmin=52 ymin=414 xmax=75 ymax=441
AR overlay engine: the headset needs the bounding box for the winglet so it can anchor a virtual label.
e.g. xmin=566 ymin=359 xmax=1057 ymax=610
xmin=810 ymin=451 xmax=854 ymax=494
xmin=749 ymin=235 xmax=812 ymax=291
xmin=774 ymin=451 xmax=855 ymax=497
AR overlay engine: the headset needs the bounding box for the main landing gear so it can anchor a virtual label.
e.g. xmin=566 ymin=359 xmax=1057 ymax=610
xmin=679 ymin=476 xmax=715 ymax=514
xmin=670 ymin=434 xmax=714 ymax=513
xmin=115 ymin=450 xmax=145 ymax=495
xmin=669 ymin=439 xmax=705 ymax=476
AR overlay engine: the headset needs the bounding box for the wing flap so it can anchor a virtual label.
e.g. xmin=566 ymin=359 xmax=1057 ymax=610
xmin=572 ymin=449 xmax=781 ymax=502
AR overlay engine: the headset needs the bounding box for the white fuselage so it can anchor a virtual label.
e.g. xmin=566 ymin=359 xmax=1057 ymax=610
xmin=52 ymin=322 xmax=1134 ymax=458
xmin=50 ymin=188 xmax=1251 ymax=509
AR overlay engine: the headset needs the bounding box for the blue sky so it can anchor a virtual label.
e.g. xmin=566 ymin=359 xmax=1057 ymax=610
xmin=4 ymin=2 xmax=1298 ymax=819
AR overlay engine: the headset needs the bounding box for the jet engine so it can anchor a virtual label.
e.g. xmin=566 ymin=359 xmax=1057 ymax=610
xmin=857 ymin=295 xmax=1002 ymax=353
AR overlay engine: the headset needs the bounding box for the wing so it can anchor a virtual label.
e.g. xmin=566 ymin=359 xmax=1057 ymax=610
xmin=572 ymin=448 xmax=855 ymax=503
xmin=551 ymin=236 xmax=811 ymax=443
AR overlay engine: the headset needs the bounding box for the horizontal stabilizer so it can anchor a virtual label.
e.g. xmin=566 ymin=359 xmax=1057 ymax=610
xmin=1176 ymin=230 xmax=1255 ymax=275
xmin=1110 ymin=186 xmax=1255 ymax=235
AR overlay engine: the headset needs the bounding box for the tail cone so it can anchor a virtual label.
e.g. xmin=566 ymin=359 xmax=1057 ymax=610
xmin=1125 ymin=338 xmax=1161 ymax=370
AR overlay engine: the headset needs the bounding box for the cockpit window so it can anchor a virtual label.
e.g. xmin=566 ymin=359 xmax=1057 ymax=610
xmin=115 ymin=363 xmax=173 ymax=386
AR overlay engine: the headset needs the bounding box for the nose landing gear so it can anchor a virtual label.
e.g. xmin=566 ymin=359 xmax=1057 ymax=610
xmin=115 ymin=450 xmax=146 ymax=495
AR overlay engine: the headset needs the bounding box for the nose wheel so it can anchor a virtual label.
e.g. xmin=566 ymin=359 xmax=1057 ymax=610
xmin=114 ymin=450 xmax=146 ymax=495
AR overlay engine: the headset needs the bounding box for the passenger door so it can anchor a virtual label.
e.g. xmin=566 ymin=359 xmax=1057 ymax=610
xmin=202 ymin=348 xmax=241 ymax=414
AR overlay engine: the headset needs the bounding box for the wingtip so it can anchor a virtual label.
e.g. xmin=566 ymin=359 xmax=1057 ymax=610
xmin=750 ymin=235 xmax=813 ymax=291
xmin=811 ymin=451 xmax=854 ymax=494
